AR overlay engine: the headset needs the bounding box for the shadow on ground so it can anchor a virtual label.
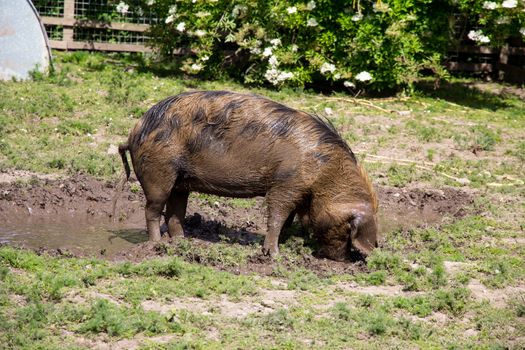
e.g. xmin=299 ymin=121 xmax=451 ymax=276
xmin=416 ymin=80 xmax=512 ymax=111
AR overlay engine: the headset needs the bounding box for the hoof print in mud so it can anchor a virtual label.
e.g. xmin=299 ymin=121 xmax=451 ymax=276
xmin=116 ymin=90 xmax=379 ymax=261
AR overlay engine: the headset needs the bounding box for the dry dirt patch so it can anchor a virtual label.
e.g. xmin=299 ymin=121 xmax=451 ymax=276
xmin=467 ymin=280 xmax=525 ymax=308
xmin=336 ymin=281 xmax=423 ymax=297
xmin=141 ymin=289 xmax=297 ymax=319
xmin=65 ymin=332 xmax=176 ymax=350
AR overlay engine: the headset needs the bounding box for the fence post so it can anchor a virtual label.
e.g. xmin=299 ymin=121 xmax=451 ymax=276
xmin=63 ymin=0 xmax=75 ymax=49
xmin=498 ymin=44 xmax=509 ymax=81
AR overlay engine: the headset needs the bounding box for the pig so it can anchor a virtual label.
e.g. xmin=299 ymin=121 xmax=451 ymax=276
xmin=118 ymin=90 xmax=378 ymax=260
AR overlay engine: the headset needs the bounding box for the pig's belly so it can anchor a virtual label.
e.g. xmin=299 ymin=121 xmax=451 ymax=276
xmin=172 ymin=157 xmax=279 ymax=198
xmin=171 ymin=138 xmax=299 ymax=197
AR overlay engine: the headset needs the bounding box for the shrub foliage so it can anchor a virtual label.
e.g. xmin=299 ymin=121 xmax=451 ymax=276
xmin=115 ymin=1 xmax=524 ymax=90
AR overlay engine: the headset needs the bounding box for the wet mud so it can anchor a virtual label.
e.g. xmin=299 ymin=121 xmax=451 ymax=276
xmin=0 ymin=174 xmax=474 ymax=274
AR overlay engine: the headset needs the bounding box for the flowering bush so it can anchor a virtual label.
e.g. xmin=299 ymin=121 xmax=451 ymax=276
xmin=458 ymin=0 xmax=525 ymax=47
xmin=117 ymin=0 xmax=525 ymax=91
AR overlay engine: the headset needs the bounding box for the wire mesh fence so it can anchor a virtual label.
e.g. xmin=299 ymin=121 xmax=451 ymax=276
xmin=74 ymin=0 xmax=157 ymax=24
xmin=44 ymin=25 xmax=64 ymax=40
xmin=73 ymin=27 xmax=149 ymax=45
xmin=32 ymin=0 xmax=154 ymax=51
xmin=32 ymin=0 xmax=64 ymax=17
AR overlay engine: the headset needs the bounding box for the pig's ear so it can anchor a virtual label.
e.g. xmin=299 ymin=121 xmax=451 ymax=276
xmin=348 ymin=212 xmax=378 ymax=257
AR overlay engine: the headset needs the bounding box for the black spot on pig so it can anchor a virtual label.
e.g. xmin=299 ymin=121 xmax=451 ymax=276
xmin=201 ymin=90 xmax=232 ymax=100
xmin=239 ymin=120 xmax=266 ymax=138
xmin=134 ymin=95 xmax=182 ymax=145
xmin=313 ymin=152 xmax=330 ymax=163
xmin=310 ymin=114 xmax=356 ymax=163
xmin=269 ymin=114 xmax=296 ymax=137
xmin=192 ymin=107 xmax=206 ymax=124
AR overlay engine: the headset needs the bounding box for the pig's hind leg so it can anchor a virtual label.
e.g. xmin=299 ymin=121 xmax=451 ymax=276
xmin=141 ymin=173 xmax=175 ymax=241
xmin=165 ymin=191 xmax=189 ymax=237
xmin=145 ymin=194 xmax=168 ymax=241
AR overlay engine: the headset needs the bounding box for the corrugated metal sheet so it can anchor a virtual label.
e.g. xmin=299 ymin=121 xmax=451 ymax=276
xmin=0 ymin=0 xmax=52 ymax=80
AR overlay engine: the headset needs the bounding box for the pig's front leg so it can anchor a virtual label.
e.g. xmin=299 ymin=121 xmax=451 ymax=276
xmin=262 ymin=194 xmax=297 ymax=256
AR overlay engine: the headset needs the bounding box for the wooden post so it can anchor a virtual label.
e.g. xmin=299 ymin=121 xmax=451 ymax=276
xmin=63 ymin=0 xmax=75 ymax=49
xmin=498 ymin=44 xmax=509 ymax=81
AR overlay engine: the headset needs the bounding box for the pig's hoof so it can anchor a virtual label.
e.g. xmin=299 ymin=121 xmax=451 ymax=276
xmin=261 ymin=246 xmax=279 ymax=257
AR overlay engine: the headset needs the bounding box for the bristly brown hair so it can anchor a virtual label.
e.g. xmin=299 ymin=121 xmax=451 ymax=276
xmin=358 ymin=164 xmax=378 ymax=213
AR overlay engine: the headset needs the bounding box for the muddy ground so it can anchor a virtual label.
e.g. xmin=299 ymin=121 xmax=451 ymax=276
xmin=0 ymin=172 xmax=474 ymax=275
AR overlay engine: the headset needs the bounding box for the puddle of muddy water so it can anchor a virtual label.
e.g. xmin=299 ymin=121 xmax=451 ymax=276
xmin=0 ymin=216 xmax=148 ymax=257
xmin=0 ymin=206 xmax=443 ymax=257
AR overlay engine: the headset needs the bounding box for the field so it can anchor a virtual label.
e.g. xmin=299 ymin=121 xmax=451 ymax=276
xmin=0 ymin=51 xmax=524 ymax=349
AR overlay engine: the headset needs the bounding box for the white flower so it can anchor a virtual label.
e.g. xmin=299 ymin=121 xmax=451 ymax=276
xmin=277 ymin=72 xmax=293 ymax=81
xmin=194 ymin=29 xmax=206 ymax=37
xmin=291 ymin=44 xmax=298 ymax=52
xmin=520 ymin=28 xmax=525 ymax=36
xmin=268 ymin=55 xmax=279 ymax=66
xmin=479 ymin=35 xmax=491 ymax=43
xmin=482 ymin=1 xmax=498 ymax=9
xmin=270 ymin=38 xmax=282 ymax=47
xmin=196 ymin=11 xmax=211 ymax=18
xmin=232 ymin=5 xmax=247 ymax=17
xmin=168 ymin=5 xmax=177 ymax=15
xmin=279 ymin=71 xmax=293 ymax=80
xmin=307 ymin=18 xmax=318 ymax=27
xmin=468 ymin=30 xmax=490 ymax=44
xmin=147 ymin=0 xmax=155 ymax=5
xmin=320 ymin=62 xmax=336 ymax=74
xmin=343 ymin=81 xmax=355 ymax=88
xmin=334 ymin=73 xmax=341 ymax=80
xmin=250 ymin=47 xmax=262 ymax=54
xmin=355 ymin=71 xmax=373 ymax=82
xmin=165 ymin=15 xmax=175 ymax=24
xmin=201 ymin=55 xmax=209 ymax=61
xmin=306 ymin=1 xmax=316 ymax=11
xmin=264 ymin=68 xmax=293 ymax=85
xmin=116 ymin=2 xmax=129 ymax=15
xmin=262 ymin=47 xmax=273 ymax=57
xmin=264 ymin=68 xmax=279 ymax=83
xmin=191 ymin=63 xmax=203 ymax=72
xmin=373 ymin=2 xmax=390 ymax=13
xmin=176 ymin=22 xmax=186 ymax=32
xmin=501 ymin=0 xmax=517 ymax=8
xmin=496 ymin=16 xmax=510 ymax=24
xmin=351 ymin=13 xmax=363 ymax=21
xmin=287 ymin=6 xmax=297 ymax=14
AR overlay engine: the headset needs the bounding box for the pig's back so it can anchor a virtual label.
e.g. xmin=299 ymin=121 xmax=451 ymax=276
xmin=129 ymin=91 xmax=356 ymax=197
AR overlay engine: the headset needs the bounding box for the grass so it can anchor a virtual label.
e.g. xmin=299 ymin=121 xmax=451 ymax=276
xmin=0 ymin=51 xmax=524 ymax=349
xmin=1 ymin=246 xmax=525 ymax=348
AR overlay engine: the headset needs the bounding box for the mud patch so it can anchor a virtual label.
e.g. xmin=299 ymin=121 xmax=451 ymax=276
xmin=377 ymin=185 xmax=473 ymax=235
xmin=0 ymin=174 xmax=474 ymax=274
xmin=0 ymin=175 xmax=146 ymax=256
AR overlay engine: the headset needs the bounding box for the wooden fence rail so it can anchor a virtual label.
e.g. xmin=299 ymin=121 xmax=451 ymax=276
xmin=446 ymin=45 xmax=525 ymax=83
